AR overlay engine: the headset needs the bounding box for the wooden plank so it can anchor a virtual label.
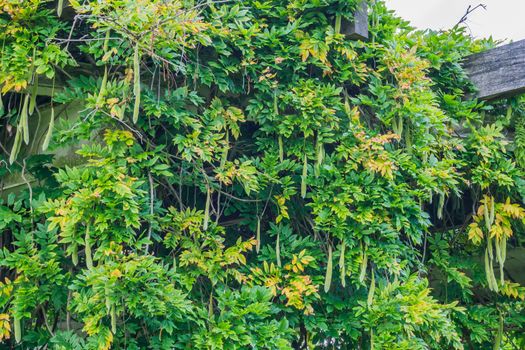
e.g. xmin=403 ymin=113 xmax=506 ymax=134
xmin=342 ymin=0 xmax=369 ymax=41
xmin=464 ymin=39 xmax=525 ymax=100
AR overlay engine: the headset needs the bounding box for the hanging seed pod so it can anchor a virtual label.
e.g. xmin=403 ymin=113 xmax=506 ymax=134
xmin=319 ymin=141 xmax=324 ymax=164
xmin=132 ymin=43 xmax=140 ymax=124
xmin=276 ymin=231 xmax=281 ymax=267
xmin=339 ymin=242 xmax=346 ymax=288
xmin=359 ymin=250 xmax=368 ymax=283
xmin=485 ymin=248 xmax=493 ymax=291
xmin=29 ymin=74 xmax=38 ymax=115
xmin=42 ymin=105 xmax=54 ymax=151
xmin=203 ymin=188 xmax=211 ymax=231
xmin=256 ymin=217 xmax=261 ymax=253
xmin=28 ymin=48 xmax=36 ymax=90
xmin=9 ymin=127 xmax=22 ymax=165
xmin=103 ymin=30 xmax=111 ymax=52
xmin=71 ymin=244 xmax=78 ymax=266
xmin=274 ymin=91 xmax=284 ymax=162
xmin=105 ymin=284 xmax=111 ymax=314
xmin=498 ymin=238 xmax=506 ymax=284
xmin=486 ymin=238 xmax=498 ymax=291
xmin=489 ymin=196 xmax=495 ymax=226
xmin=96 ymin=31 xmax=111 ymax=108
xmin=14 ymin=315 xmax=21 ymax=343
xmin=57 ymin=0 xmax=64 ymax=16
xmin=315 ymin=138 xmax=323 ymax=177
xmin=96 ymin=66 xmax=108 ymax=108
xmin=335 ymin=14 xmax=342 ymax=34
xmin=278 ymin=136 xmax=284 ymax=162
xmin=367 ymin=268 xmax=375 ymax=307
xmin=0 ymin=94 xmax=4 ymax=115
xmin=324 ymin=245 xmax=333 ymax=293
xmin=495 ymin=238 xmax=503 ymax=269
xmin=501 ymin=236 xmax=507 ymax=264
xmin=495 ymin=240 xmax=503 ymax=286
xmin=495 ymin=239 xmax=501 ymax=265
xmin=344 ymin=94 xmax=351 ymax=116
xmin=490 ymin=258 xmax=498 ymax=292
xmin=484 ymin=199 xmax=492 ymax=232
xmin=499 ymin=259 xmax=505 ymax=285
xmin=392 ymin=118 xmax=398 ymax=135
xmin=437 ymin=192 xmax=444 ymax=220
xmin=85 ymin=225 xmax=93 ymax=269
xmin=110 ymin=306 xmax=117 ymax=334
xmin=21 ymin=94 xmax=30 ymax=145
xmin=392 ymin=116 xmax=403 ymax=136
xmin=301 ymin=153 xmax=307 ymax=198
xmin=487 ymin=237 xmax=494 ymax=260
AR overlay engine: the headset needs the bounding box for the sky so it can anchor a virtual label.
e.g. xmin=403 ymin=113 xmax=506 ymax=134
xmin=384 ymin=0 xmax=525 ymax=43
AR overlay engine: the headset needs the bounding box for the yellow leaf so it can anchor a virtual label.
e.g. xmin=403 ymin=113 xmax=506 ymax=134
xmin=110 ymin=269 xmax=122 ymax=278
xmin=468 ymin=223 xmax=483 ymax=245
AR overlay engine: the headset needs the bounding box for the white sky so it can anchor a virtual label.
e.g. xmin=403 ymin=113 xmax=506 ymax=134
xmin=384 ymin=0 xmax=525 ymax=42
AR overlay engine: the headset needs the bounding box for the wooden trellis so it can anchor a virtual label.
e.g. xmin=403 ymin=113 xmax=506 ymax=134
xmin=463 ymin=39 xmax=525 ymax=100
xmin=343 ymin=0 xmax=369 ymax=41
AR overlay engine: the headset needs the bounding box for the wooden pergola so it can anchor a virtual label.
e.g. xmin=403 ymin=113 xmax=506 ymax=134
xmin=464 ymin=40 xmax=525 ymax=100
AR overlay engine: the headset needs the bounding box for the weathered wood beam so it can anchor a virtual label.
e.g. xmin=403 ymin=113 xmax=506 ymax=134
xmin=342 ymin=0 xmax=369 ymax=41
xmin=463 ymin=39 xmax=525 ymax=100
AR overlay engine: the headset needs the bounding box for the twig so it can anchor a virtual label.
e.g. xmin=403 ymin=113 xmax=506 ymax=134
xmin=65 ymin=15 xmax=79 ymax=51
xmin=454 ymin=3 xmax=487 ymax=28
xmin=41 ymin=305 xmax=55 ymax=337
xmin=54 ymin=36 xmax=124 ymax=44
xmin=215 ymin=189 xmax=263 ymax=203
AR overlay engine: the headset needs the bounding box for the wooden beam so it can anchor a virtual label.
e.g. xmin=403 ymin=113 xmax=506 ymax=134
xmin=464 ymin=39 xmax=525 ymax=100
xmin=342 ymin=0 xmax=369 ymax=41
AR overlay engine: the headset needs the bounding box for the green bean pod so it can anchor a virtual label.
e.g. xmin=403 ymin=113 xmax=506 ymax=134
xmin=203 ymin=188 xmax=211 ymax=231
xmin=324 ymin=245 xmax=333 ymax=293
xmin=9 ymin=127 xmax=22 ymax=165
xmin=367 ymin=268 xmax=375 ymax=307
xmin=21 ymin=94 xmax=30 ymax=145
xmin=132 ymin=44 xmax=140 ymax=124
xmin=256 ymin=217 xmax=261 ymax=253
xmin=339 ymin=242 xmax=346 ymax=288
xmin=14 ymin=315 xmax=21 ymax=343
xmin=42 ymin=105 xmax=54 ymax=151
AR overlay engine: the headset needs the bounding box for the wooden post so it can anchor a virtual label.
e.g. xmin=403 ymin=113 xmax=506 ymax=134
xmin=463 ymin=39 xmax=525 ymax=100
xmin=342 ymin=0 xmax=369 ymax=41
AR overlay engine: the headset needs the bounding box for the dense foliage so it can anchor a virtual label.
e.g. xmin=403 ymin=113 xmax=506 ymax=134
xmin=1 ymin=0 xmax=525 ymax=348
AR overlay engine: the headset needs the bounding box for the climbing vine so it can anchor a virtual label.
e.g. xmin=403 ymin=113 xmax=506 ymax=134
xmin=1 ymin=0 xmax=525 ymax=349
